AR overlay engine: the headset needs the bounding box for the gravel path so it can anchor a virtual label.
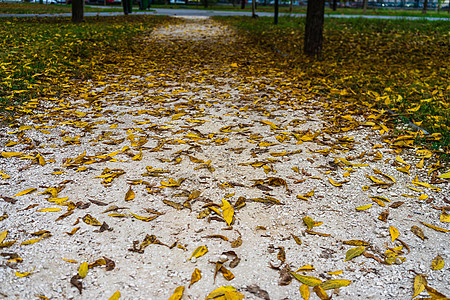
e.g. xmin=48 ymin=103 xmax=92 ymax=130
xmin=0 ymin=17 xmax=449 ymax=300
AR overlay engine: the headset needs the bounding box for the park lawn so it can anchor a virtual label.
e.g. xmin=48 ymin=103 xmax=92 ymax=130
xmin=218 ymin=16 xmax=449 ymax=156
xmin=0 ymin=3 xmax=124 ymax=14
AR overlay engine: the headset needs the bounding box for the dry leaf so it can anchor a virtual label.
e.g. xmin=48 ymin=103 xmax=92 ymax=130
xmin=189 ymin=246 xmax=208 ymax=260
xmin=344 ymin=246 xmax=365 ymax=261
xmin=189 ymin=268 xmax=201 ymax=288
xmin=168 ymin=286 xmax=184 ymax=300
xmin=431 ymin=255 xmax=444 ymax=270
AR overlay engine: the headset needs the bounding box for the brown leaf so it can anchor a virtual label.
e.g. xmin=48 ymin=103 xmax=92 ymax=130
xmin=245 ymin=285 xmax=270 ymax=300
xmin=1 ymin=196 xmax=17 ymax=204
xmin=411 ymin=225 xmax=426 ymax=240
xmin=88 ymin=199 xmax=109 ymax=206
xmin=279 ymin=265 xmax=292 ymax=286
xmin=231 ymin=236 xmax=242 ymax=248
xmin=378 ymin=208 xmax=389 ymax=222
xmin=70 ymin=275 xmax=83 ymax=294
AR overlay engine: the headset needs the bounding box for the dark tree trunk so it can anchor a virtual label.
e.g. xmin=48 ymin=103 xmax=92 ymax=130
xmin=332 ymin=0 xmax=337 ymax=10
xmin=274 ymin=0 xmax=279 ymax=24
xmin=71 ymin=0 xmax=84 ymax=23
xmin=203 ymin=0 xmax=208 ymax=8
xmin=241 ymin=0 xmax=245 ymax=9
xmin=304 ymin=0 xmax=325 ymax=57
xmin=252 ymin=0 xmax=257 ymax=17
xmin=289 ymin=0 xmax=293 ymax=12
xmin=422 ymin=0 xmax=428 ymax=13
xmin=122 ymin=0 xmax=132 ymax=14
xmin=363 ymin=0 xmax=368 ymax=12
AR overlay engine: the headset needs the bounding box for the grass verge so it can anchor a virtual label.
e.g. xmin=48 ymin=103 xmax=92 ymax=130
xmin=217 ymin=16 xmax=449 ymax=158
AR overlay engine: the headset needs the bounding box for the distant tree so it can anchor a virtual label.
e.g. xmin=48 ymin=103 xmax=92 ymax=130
xmin=241 ymin=0 xmax=246 ymax=9
xmin=72 ymin=0 xmax=84 ymax=23
xmin=363 ymin=0 xmax=368 ymax=13
xmin=422 ymin=0 xmax=428 ymax=13
xmin=304 ymin=0 xmax=325 ymax=57
xmin=332 ymin=0 xmax=337 ymax=11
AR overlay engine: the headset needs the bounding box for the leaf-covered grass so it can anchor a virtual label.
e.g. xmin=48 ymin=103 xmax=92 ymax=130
xmin=0 ymin=15 xmax=169 ymax=113
xmin=218 ymin=16 xmax=449 ymax=156
xmin=0 ymin=3 xmax=124 ymax=14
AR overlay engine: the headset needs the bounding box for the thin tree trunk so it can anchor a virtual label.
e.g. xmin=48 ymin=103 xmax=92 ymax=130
xmin=274 ymin=0 xmax=278 ymax=24
xmin=332 ymin=0 xmax=337 ymax=11
xmin=422 ymin=0 xmax=428 ymax=13
xmin=203 ymin=0 xmax=208 ymax=8
xmin=72 ymin=0 xmax=84 ymax=23
xmin=363 ymin=0 xmax=368 ymax=12
xmin=289 ymin=0 xmax=293 ymax=12
xmin=304 ymin=0 xmax=325 ymax=57
xmin=241 ymin=0 xmax=245 ymax=9
xmin=252 ymin=0 xmax=257 ymax=16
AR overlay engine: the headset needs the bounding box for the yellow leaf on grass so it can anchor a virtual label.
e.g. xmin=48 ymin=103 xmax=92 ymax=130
xmin=0 ymin=231 xmax=7 ymax=244
xmin=440 ymin=210 xmax=450 ymax=223
xmin=356 ymin=204 xmax=372 ymax=211
xmin=320 ymin=279 xmax=352 ymax=290
xmin=189 ymin=246 xmax=208 ymax=260
xmin=206 ymin=286 xmax=244 ymax=300
xmin=420 ymin=222 xmax=449 ymax=233
xmin=168 ymin=286 xmax=184 ymax=300
xmin=13 ymin=188 xmax=37 ymax=197
xmin=189 ymin=268 xmax=201 ymax=288
xmin=290 ymin=273 xmax=322 ymax=286
xmin=431 ymin=255 xmax=444 ymax=270
xmin=37 ymin=207 xmax=62 ymax=212
xmin=412 ymin=274 xmax=427 ymax=298
xmin=300 ymin=284 xmax=310 ymax=300
xmin=78 ymin=262 xmax=88 ymax=278
xmin=344 ymin=246 xmax=365 ymax=261
xmin=1 ymin=152 xmax=23 ymax=158
xmin=108 ymin=291 xmax=121 ymax=300
xmin=125 ymin=186 xmax=135 ymax=201
xmin=221 ymin=199 xmax=234 ymax=226
xmin=389 ymin=226 xmax=399 ymax=242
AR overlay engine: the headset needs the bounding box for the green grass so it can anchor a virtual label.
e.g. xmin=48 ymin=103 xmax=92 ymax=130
xmin=0 ymin=3 xmax=125 ymax=14
xmin=217 ymin=16 xmax=450 ymax=156
xmin=0 ymin=15 xmax=169 ymax=112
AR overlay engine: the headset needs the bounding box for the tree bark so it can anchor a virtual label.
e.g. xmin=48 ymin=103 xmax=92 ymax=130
xmin=274 ymin=0 xmax=279 ymax=24
xmin=422 ymin=0 xmax=428 ymax=13
xmin=122 ymin=0 xmax=132 ymax=14
xmin=241 ymin=0 xmax=245 ymax=9
xmin=71 ymin=0 xmax=84 ymax=23
xmin=363 ymin=0 xmax=368 ymax=12
xmin=252 ymin=0 xmax=257 ymax=17
xmin=332 ymin=0 xmax=337 ymax=11
xmin=289 ymin=0 xmax=293 ymax=12
xmin=203 ymin=0 xmax=208 ymax=8
xmin=304 ymin=0 xmax=325 ymax=57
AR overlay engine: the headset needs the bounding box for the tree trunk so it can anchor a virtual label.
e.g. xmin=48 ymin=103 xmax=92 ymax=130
xmin=203 ymin=0 xmax=208 ymax=8
xmin=363 ymin=0 xmax=368 ymax=12
xmin=422 ymin=0 xmax=428 ymax=13
xmin=304 ymin=0 xmax=325 ymax=57
xmin=241 ymin=0 xmax=245 ymax=9
xmin=71 ymin=0 xmax=84 ymax=23
xmin=289 ymin=0 xmax=293 ymax=12
xmin=252 ymin=0 xmax=257 ymax=16
xmin=332 ymin=0 xmax=337 ymax=11
xmin=274 ymin=0 xmax=279 ymax=24
xmin=122 ymin=0 xmax=132 ymax=14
